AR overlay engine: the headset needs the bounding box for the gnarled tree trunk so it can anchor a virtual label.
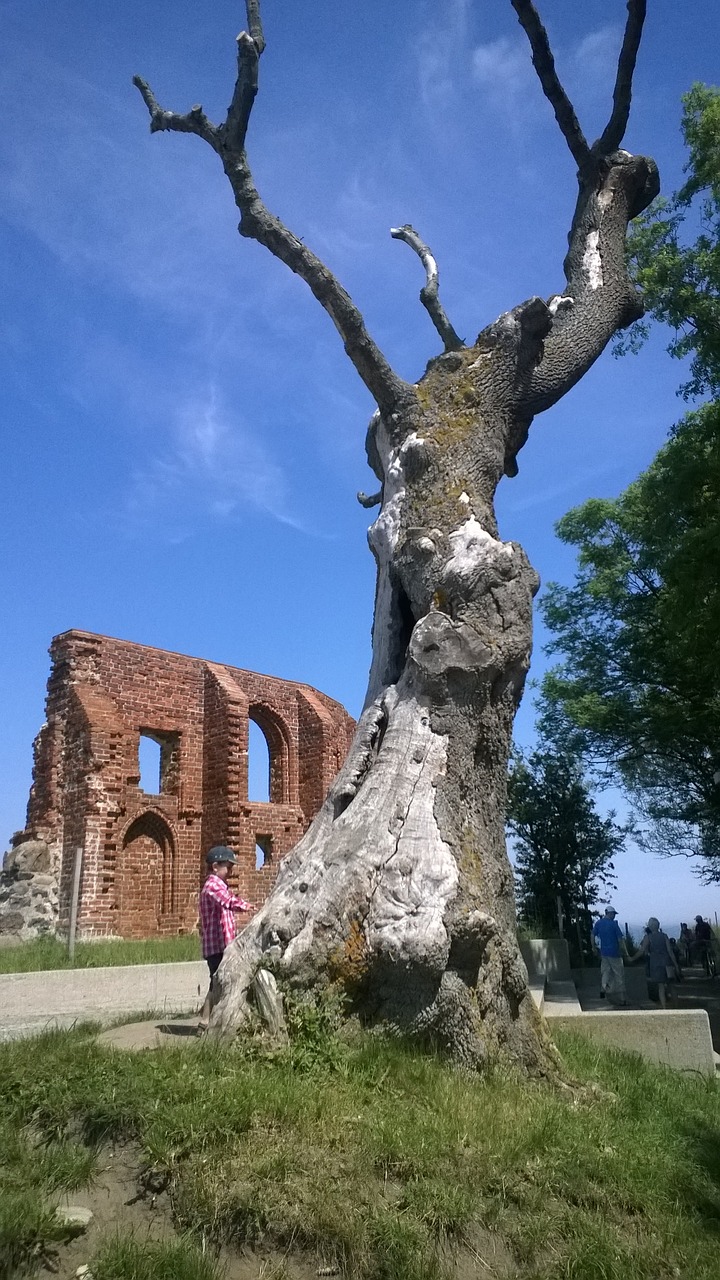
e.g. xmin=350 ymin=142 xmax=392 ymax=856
xmin=136 ymin=1 xmax=658 ymax=1070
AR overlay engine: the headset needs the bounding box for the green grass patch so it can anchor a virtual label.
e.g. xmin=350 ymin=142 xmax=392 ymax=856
xmin=92 ymin=1236 xmax=221 ymax=1280
xmin=0 ymin=1110 xmax=99 ymax=1280
xmin=2 ymin=1022 xmax=720 ymax=1278
xmin=0 ymin=934 xmax=200 ymax=973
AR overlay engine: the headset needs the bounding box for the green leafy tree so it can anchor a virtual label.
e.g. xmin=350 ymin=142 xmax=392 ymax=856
xmin=617 ymin=83 xmax=720 ymax=399
xmin=508 ymin=750 xmax=624 ymax=954
xmin=540 ymin=402 xmax=720 ymax=868
xmin=542 ymin=86 xmax=720 ymax=874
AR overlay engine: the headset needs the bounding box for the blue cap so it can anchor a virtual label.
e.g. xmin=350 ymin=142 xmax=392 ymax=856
xmin=206 ymin=845 xmax=237 ymax=865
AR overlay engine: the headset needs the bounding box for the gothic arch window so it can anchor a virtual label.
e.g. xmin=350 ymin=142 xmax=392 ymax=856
xmin=122 ymin=810 xmax=177 ymax=916
xmin=247 ymin=719 xmax=271 ymax=802
xmin=247 ymin=705 xmax=293 ymax=804
xmin=137 ymin=730 xmax=181 ymax=796
xmin=138 ymin=735 xmax=161 ymax=793
xmin=255 ymin=833 xmax=273 ymax=870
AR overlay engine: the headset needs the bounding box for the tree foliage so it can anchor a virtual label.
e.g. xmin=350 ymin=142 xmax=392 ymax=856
xmin=617 ymin=83 xmax=720 ymax=399
xmin=540 ymin=400 xmax=720 ymax=868
xmin=542 ymin=86 xmax=720 ymax=874
xmin=508 ymin=749 xmax=624 ymax=949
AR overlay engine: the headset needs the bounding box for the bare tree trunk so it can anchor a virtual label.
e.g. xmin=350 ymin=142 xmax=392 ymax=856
xmin=135 ymin=1 xmax=658 ymax=1071
xmin=213 ymin=374 xmax=550 ymax=1068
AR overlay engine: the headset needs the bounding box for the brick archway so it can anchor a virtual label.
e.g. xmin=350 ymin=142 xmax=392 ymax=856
xmin=119 ymin=810 xmax=177 ymax=937
xmin=20 ymin=631 xmax=356 ymax=939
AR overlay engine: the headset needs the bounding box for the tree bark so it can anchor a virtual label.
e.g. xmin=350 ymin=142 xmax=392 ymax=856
xmin=135 ymin=1 xmax=658 ymax=1072
xmin=213 ymin=372 xmax=551 ymax=1069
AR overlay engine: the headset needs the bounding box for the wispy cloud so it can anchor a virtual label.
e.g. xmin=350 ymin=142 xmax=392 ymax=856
xmin=471 ymin=36 xmax=533 ymax=112
xmin=0 ymin=43 xmax=271 ymax=324
xmin=415 ymin=0 xmax=470 ymax=110
xmin=570 ymin=26 xmax=622 ymax=95
xmin=498 ymin=458 xmax=621 ymax=516
xmin=470 ymin=23 xmax=623 ymax=132
xmin=307 ymin=169 xmax=386 ymax=264
xmin=125 ymin=386 xmax=302 ymax=538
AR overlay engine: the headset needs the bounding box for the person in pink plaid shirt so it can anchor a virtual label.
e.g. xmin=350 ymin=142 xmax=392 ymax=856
xmin=197 ymin=845 xmax=254 ymax=1034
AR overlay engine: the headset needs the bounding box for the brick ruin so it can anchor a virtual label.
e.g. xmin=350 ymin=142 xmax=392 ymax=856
xmin=3 ymin=631 xmax=355 ymax=941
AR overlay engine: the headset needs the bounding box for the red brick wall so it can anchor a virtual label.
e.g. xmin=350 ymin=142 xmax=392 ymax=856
xmin=24 ymin=631 xmax=355 ymax=939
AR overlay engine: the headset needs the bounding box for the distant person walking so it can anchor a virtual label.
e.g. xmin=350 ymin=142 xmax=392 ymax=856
xmin=197 ymin=846 xmax=254 ymax=1035
xmin=592 ymin=907 xmax=628 ymax=1005
xmin=694 ymin=915 xmax=716 ymax=976
xmin=629 ymin=917 xmax=679 ymax=1008
xmin=679 ymin=923 xmax=693 ymax=966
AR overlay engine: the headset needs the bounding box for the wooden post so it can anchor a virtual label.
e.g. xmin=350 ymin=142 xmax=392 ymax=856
xmin=575 ymin=918 xmax=585 ymax=967
xmin=556 ymin=893 xmax=564 ymax=940
xmin=68 ymin=847 xmax=83 ymax=964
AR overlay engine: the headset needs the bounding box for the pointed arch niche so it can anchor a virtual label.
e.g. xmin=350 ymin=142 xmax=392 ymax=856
xmin=121 ymin=810 xmax=177 ymax=933
xmin=247 ymin=705 xmax=293 ymax=805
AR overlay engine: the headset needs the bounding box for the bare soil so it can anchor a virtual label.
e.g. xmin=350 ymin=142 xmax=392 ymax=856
xmin=48 ymin=1145 xmax=351 ymax=1280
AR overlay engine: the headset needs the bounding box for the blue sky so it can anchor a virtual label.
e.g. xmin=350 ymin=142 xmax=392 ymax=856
xmin=2 ymin=0 xmax=719 ymax=928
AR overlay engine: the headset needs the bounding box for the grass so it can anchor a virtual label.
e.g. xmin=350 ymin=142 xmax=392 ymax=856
xmin=0 ymin=1111 xmax=99 ymax=1280
xmin=0 ymin=934 xmax=200 ymax=973
xmin=2 ymin=1015 xmax=720 ymax=1279
xmin=92 ymin=1237 xmax=220 ymax=1280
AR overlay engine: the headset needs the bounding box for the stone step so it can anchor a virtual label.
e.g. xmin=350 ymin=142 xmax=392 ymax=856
xmin=543 ymin=980 xmax=583 ymax=1017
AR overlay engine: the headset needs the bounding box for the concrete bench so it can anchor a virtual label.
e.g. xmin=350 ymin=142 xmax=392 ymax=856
xmin=550 ymin=1007 xmax=716 ymax=1076
xmin=0 ymin=960 xmax=206 ymax=1042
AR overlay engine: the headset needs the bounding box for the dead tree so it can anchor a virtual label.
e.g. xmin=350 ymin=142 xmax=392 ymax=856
xmin=135 ymin=0 xmax=658 ymax=1072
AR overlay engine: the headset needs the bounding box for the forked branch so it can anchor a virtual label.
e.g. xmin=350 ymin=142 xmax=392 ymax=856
xmin=508 ymin=0 xmax=658 ymax=418
xmin=594 ymin=0 xmax=647 ymax=155
xmin=132 ymin=76 xmax=219 ymax=149
xmin=512 ymin=0 xmax=648 ymax=167
xmin=390 ymin=225 xmax=464 ymax=353
xmin=134 ymin=1 xmax=409 ymax=418
xmin=510 ymin=0 xmax=589 ymax=169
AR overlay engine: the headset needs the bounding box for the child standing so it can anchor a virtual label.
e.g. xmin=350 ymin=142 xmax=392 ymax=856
xmin=198 ymin=845 xmax=254 ymax=1034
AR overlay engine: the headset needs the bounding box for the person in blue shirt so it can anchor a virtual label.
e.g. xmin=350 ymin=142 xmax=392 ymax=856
xmin=592 ymin=907 xmax=628 ymax=1005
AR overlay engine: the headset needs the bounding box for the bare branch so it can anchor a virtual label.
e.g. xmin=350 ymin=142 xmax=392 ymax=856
xmin=134 ymin=4 xmax=411 ymax=417
xmin=224 ymin=0 xmax=267 ymax=152
xmin=357 ymin=490 xmax=382 ymax=509
xmin=505 ymin=0 xmax=656 ymax=421
xmin=132 ymin=76 xmax=220 ymax=149
xmin=510 ymin=0 xmax=590 ymax=170
xmin=390 ymin=225 xmax=464 ymax=352
xmin=245 ymin=0 xmax=266 ymax=53
xmin=593 ymin=0 xmax=647 ymax=155
xmin=225 ymin=31 xmax=261 ymax=152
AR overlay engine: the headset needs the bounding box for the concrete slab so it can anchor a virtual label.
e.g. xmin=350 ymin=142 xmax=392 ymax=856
xmin=0 ymin=961 xmax=207 ymax=1042
xmin=551 ymin=1008 xmax=716 ymax=1076
xmin=96 ymin=1018 xmax=201 ymax=1052
xmin=572 ymin=964 xmax=653 ymax=1011
xmin=520 ymin=939 xmax=572 ymax=981
xmin=543 ymin=981 xmax=583 ymax=1017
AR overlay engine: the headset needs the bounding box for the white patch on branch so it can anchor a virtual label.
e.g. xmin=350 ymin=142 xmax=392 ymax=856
xmin=367 ymin=423 xmax=409 ymax=561
xmin=443 ymin=517 xmax=513 ymax=581
xmin=416 ymin=536 xmax=436 ymax=554
xmin=582 ymin=229 xmax=603 ymax=290
xmin=366 ymin=425 xmax=424 ymax=701
xmin=547 ymin=294 xmax=574 ymax=315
